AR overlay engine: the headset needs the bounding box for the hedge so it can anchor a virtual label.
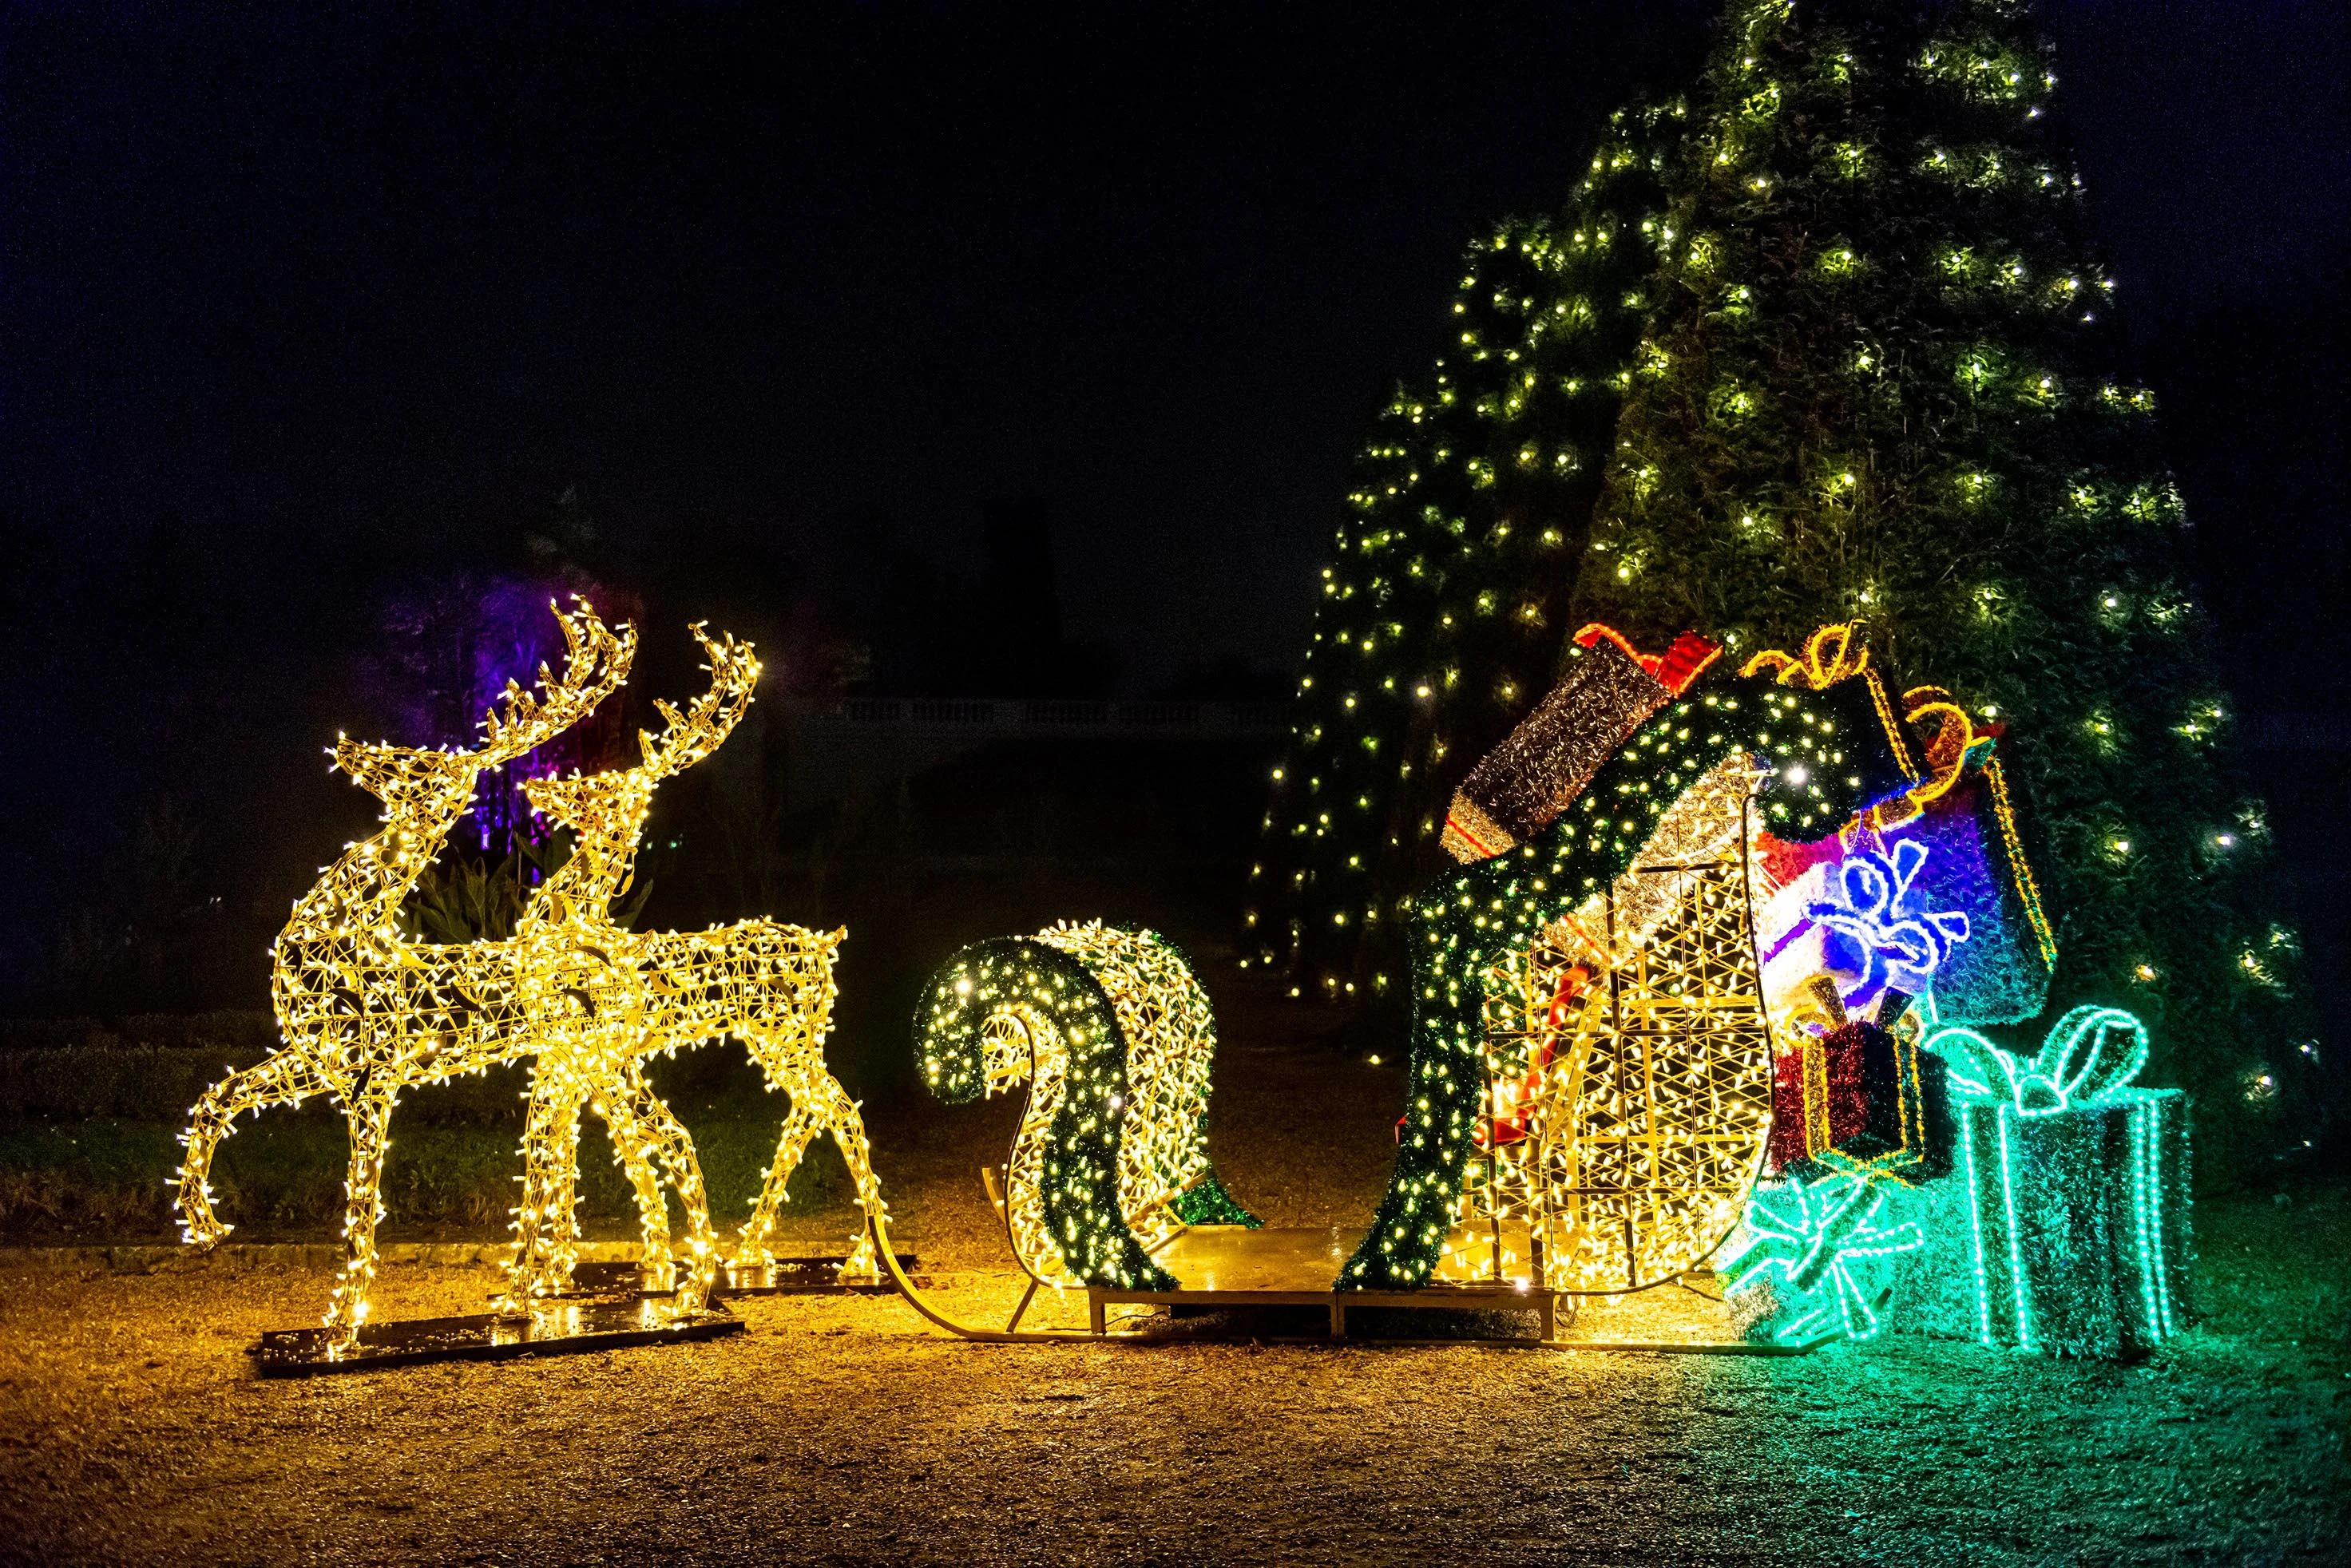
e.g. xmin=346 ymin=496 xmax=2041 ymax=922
xmin=0 ymin=1015 xmax=861 ymax=1238
xmin=0 ymin=1112 xmax=860 ymax=1240
xmin=0 ymin=1047 xmax=532 ymax=1125
xmin=0 ymin=1013 xmax=769 ymax=1126
xmin=0 ymin=1012 xmax=281 ymax=1055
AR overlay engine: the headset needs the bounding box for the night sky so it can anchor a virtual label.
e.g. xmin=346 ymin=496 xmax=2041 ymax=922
xmin=2 ymin=1 xmax=2348 ymax=1014
xmin=7 ymin=1 xmax=2346 ymax=688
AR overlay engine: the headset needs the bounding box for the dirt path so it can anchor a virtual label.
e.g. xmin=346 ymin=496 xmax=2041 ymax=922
xmin=0 ymin=1256 xmax=2344 ymax=1566
xmin=0 ymin=985 xmax=2345 ymax=1565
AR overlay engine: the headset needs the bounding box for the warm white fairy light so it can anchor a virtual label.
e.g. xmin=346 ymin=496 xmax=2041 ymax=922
xmin=499 ymin=626 xmax=886 ymax=1306
xmin=176 ymin=602 xmax=886 ymax=1343
xmin=177 ymin=601 xmax=636 ymax=1341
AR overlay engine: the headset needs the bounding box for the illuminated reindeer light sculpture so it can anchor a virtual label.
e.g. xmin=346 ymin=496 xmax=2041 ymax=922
xmin=490 ymin=626 xmax=752 ymax=1309
xmin=498 ymin=625 xmax=888 ymax=1306
xmin=176 ymin=601 xmax=636 ymax=1340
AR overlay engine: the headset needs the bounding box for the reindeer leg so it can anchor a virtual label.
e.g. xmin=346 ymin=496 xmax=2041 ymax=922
xmin=597 ymin=1075 xmax=679 ymax=1294
xmin=322 ymin=1084 xmax=397 ymax=1342
xmin=501 ymin=1062 xmax=589 ymax=1309
xmin=175 ymin=1050 xmax=335 ymax=1247
xmin=609 ymin=1064 xmax=717 ymax=1312
xmin=537 ymin=1089 xmax=589 ymax=1293
xmin=735 ymin=1091 xmax=824 ymax=1270
xmin=803 ymin=1070 xmax=890 ymax=1284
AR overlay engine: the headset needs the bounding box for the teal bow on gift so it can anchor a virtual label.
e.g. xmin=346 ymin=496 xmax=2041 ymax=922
xmin=1917 ymin=999 xmax=2149 ymax=1115
xmin=1723 ymin=1176 xmax=1925 ymax=1344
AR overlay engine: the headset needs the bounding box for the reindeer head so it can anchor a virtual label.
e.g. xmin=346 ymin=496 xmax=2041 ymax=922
xmin=335 ymin=599 xmax=635 ymax=817
xmin=522 ymin=623 xmax=761 ymax=895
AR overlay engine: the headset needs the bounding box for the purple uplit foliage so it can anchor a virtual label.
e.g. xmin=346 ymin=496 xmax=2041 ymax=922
xmin=467 ymin=578 xmax=596 ymax=849
xmin=367 ymin=571 xmax=639 ymax=852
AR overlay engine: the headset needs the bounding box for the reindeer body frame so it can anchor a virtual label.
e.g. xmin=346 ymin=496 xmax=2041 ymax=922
xmin=500 ymin=628 xmax=886 ymax=1305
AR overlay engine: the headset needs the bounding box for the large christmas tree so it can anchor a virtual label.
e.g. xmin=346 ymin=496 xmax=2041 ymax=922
xmin=1572 ymin=0 xmax=2294 ymax=1174
xmin=1247 ymin=98 xmax=1689 ymax=1005
xmin=1260 ymin=0 xmax=2297 ymax=1175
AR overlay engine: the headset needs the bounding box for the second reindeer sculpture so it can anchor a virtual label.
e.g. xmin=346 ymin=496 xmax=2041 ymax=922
xmin=498 ymin=624 xmax=890 ymax=1306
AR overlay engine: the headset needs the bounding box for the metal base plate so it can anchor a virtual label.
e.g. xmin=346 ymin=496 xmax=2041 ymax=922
xmin=1086 ymin=1227 xmax=1561 ymax=1342
xmin=722 ymin=1254 xmax=919 ymax=1296
xmin=559 ymin=1255 xmax=919 ymax=1297
xmin=249 ymin=1296 xmax=743 ymax=1377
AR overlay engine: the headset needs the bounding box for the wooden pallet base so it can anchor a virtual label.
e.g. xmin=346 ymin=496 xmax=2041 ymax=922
xmin=1088 ymin=1227 xmax=1561 ymax=1341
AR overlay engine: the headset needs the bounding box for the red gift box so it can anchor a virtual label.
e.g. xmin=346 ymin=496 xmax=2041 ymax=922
xmin=1766 ymin=1014 xmax=1954 ymax=1186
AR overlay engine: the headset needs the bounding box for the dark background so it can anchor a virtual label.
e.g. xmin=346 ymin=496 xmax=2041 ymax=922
xmin=2 ymin=2 xmax=2345 ymax=1060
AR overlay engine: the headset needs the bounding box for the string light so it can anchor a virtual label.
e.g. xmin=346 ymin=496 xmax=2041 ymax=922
xmin=914 ymin=925 xmax=1252 ymax=1289
xmin=1895 ymin=999 xmax=2190 ymax=1356
xmin=500 ymin=626 xmax=886 ymax=1305
xmin=176 ymin=603 xmax=886 ymax=1342
xmin=1778 ymin=840 xmax=1972 ymax=1012
xmin=1545 ymin=0 xmax=2279 ymax=1146
xmin=1445 ymin=824 xmax=1775 ymax=1293
xmin=1763 ymin=988 xmax=1955 ymax=1190
xmin=1723 ymin=1174 xmax=1925 ymax=1344
xmin=179 ymin=602 xmax=636 ymax=1340
xmin=1443 ymin=625 xmax=1723 ymax=866
xmin=1254 ymin=96 xmax=1698 ymax=992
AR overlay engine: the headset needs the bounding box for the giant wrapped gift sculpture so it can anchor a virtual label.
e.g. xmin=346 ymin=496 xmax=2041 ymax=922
xmin=1885 ymin=1000 xmax=2193 ymax=1358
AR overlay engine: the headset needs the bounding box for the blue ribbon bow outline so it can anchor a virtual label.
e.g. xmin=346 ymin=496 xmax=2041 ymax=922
xmin=1798 ymin=839 xmax=1972 ymax=1012
xmin=1917 ymin=1000 xmax=2151 ymax=1116
xmin=1723 ymin=1175 xmax=1925 ymax=1344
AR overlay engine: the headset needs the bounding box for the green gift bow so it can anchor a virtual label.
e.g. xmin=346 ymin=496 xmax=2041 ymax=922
xmin=1723 ymin=1176 xmax=1925 ymax=1344
xmin=1917 ymin=999 xmax=2150 ymax=1115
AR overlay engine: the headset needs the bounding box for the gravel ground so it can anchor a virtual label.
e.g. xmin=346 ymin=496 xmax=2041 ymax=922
xmin=1 ymin=986 xmax=2345 ymax=1566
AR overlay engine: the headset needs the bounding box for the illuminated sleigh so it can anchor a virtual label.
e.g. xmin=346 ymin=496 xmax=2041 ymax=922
xmin=894 ymin=620 xmax=2124 ymax=1348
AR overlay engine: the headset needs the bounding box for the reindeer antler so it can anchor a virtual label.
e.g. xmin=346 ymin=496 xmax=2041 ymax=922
xmin=477 ymin=599 xmax=637 ymax=763
xmin=636 ymin=624 xmax=762 ymax=780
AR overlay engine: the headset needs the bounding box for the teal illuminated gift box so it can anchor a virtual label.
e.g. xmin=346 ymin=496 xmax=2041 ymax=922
xmin=1886 ymin=1003 xmax=2193 ymax=1358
